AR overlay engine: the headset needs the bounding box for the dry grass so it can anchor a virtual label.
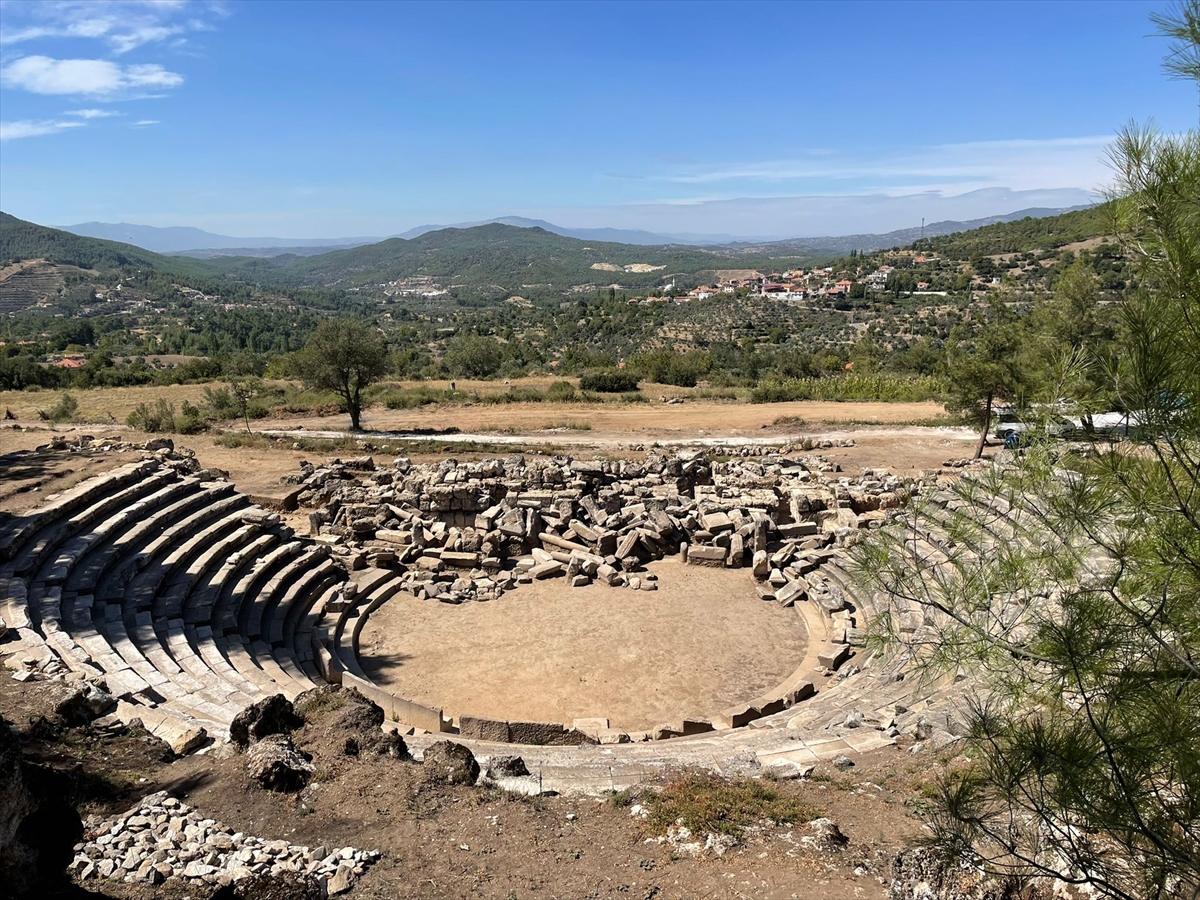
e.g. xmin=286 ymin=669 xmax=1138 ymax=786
xmin=640 ymin=773 xmax=820 ymax=837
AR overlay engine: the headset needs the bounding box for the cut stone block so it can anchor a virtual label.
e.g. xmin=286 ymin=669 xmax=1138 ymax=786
xmin=529 ymin=561 xmax=564 ymax=580
xmin=817 ymin=643 xmax=852 ymax=670
xmin=700 ymin=512 xmax=734 ymax=533
xmin=508 ymin=721 xmax=567 ymax=744
xmin=716 ymin=704 xmax=762 ymax=729
xmin=686 ymin=545 xmax=727 ymax=567
xmin=459 ymin=715 xmax=511 ymax=742
xmin=775 ymin=580 xmax=806 ymax=607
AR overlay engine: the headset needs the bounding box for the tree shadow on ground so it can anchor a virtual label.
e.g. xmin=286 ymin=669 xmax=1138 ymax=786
xmin=356 ymin=651 xmax=413 ymax=681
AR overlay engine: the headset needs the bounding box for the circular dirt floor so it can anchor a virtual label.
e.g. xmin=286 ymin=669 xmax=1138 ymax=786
xmin=358 ymin=559 xmax=809 ymax=732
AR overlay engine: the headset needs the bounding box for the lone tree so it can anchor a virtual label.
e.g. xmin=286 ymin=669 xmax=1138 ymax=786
xmin=944 ymin=309 xmax=1025 ymax=458
xmin=853 ymin=6 xmax=1200 ymax=897
xmin=296 ymin=319 xmax=387 ymax=431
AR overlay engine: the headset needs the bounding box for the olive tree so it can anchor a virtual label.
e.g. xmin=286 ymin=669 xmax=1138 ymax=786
xmin=295 ymin=318 xmax=388 ymax=431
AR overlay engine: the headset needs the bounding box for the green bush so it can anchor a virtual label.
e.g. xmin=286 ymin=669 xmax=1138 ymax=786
xmin=127 ymin=398 xmax=177 ymax=433
xmin=579 ymin=370 xmax=640 ymax=393
xmin=47 ymin=392 xmax=79 ymax=423
xmin=750 ymin=373 xmax=947 ymax=404
xmin=176 ymin=400 xmax=207 ymax=434
xmin=544 ymin=380 xmax=579 ymax=402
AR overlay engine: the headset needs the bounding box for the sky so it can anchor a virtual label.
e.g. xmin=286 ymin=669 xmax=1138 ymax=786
xmin=0 ymin=0 xmax=1194 ymax=241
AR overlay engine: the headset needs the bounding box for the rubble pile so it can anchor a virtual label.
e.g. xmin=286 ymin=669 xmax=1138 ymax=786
xmin=40 ymin=433 xmax=229 ymax=479
xmin=290 ymin=451 xmax=910 ymax=607
xmin=70 ymin=791 xmax=378 ymax=895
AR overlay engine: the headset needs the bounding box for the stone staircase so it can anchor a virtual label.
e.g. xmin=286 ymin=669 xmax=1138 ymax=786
xmin=1 ymin=460 xmax=332 ymax=752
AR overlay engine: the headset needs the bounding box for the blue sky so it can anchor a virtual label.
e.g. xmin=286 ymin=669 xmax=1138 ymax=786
xmin=0 ymin=0 xmax=1193 ymax=240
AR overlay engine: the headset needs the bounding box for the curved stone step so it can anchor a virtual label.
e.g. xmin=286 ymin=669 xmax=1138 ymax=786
xmin=226 ymin=542 xmax=308 ymax=635
xmin=0 ymin=460 xmax=160 ymax=566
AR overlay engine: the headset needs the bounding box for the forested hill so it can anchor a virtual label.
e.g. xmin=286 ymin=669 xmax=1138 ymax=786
xmin=202 ymin=223 xmax=813 ymax=298
xmin=912 ymin=203 xmax=1114 ymax=258
xmin=2 ymin=204 xmax=1118 ymax=305
xmin=0 ymin=212 xmax=214 ymax=280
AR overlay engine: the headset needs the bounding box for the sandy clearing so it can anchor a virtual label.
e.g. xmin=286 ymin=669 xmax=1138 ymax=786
xmin=359 ymin=559 xmax=809 ymax=732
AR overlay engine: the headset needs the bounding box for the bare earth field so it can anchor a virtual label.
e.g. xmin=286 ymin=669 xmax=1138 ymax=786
xmin=360 ymin=559 xmax=809 ymax=732
xmin=0 ymin=381 xmax=976 ymax=501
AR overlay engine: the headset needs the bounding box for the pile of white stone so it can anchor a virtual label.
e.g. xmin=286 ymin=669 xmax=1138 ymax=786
xmin=290 ymin=451 xmax=911 ymax=606
xmin=70 ymin=791 xmax=378 ymax=895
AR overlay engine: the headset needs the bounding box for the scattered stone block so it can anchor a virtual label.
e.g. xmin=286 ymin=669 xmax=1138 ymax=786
xmin=686 ymin=545 xmax=727 ymax=567
xmin=817 ymin=643 xmax=852 ymax=670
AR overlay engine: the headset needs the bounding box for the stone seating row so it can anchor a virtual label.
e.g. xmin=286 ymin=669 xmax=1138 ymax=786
xmin=0 ymin=462 xmax=353 ymax=749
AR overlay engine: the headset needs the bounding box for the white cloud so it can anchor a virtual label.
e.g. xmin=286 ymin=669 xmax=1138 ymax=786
xmin=658 ymin=136 xmax=1114 ymax=197
xmin=0 ymin=118 xmax=86 ymax=141
xmin=0 ymin=56 xmax=183 ymax=95
xmin=63 ymin=107 xmax=119 ymax=118
xmin=0 ymin=1 xmax=216 ymax=54
xmin=133 ymin=119 xmax=160 ymax=126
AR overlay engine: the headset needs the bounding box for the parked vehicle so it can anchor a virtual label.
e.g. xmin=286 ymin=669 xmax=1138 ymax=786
xmin=991 ymin=407 xmax=1079 ymax=446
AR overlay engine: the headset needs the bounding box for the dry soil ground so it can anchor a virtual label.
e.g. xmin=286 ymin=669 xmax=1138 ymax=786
xmin=360 ymin=560 xmax=809 ymax=732
xmin=1 ymin=380 xmax=977 ymax=500
xmin=2 ymin=676 xmax=943 ymax=900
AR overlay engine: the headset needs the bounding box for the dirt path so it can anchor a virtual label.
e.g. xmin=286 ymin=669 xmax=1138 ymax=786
xmin=360 ymin=560 xmax=809 ymax=732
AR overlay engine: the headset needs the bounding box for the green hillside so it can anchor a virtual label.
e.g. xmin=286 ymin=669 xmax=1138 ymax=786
xmin=2 ymin=204 xmax=1119 ymax=307
xmin=913 ymin=202 xmax=1114 ymax=258
xmin=206 ymin=223 xmax=816 ymax=298
xmin=0 ymin=212 xmax=215 ymax=280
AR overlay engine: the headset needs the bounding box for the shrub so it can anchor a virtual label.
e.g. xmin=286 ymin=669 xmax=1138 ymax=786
xmin=750 ymin=373 xmax=947 ymax=404
xmin=579 ymin=370 xmax=640 ymax=393
xmin=642 ymin=774 xmax=820 ymax=837
xmin=47 ymin=392 xmax=79 ymax=423
xmin=544 ymin=380 xmax=578 ymax=402
xmin=176 ymin=400 xmax=207 ymax=434
xmin=127 ymin=398 xmax=177 ymax=433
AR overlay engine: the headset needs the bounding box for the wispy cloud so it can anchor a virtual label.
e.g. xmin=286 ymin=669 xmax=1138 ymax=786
xmin=0 ymin=1 xmax=219 ymax=55
xmin=0 ymin=117 xmax=86 ymax=141
xmin=657 ymin=136 xmax=1114 ymax=195
xmin=133 ymin=119 xmax=159 ymax=126
xmin=1 ymin=56 xmax=183 ymax=96
xmin=63 ymin=107 xmax=120 ymax=118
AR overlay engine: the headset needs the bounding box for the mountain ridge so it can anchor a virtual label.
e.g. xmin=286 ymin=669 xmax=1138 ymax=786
xmin=53 ymin=205 xmax=1089 ymax=258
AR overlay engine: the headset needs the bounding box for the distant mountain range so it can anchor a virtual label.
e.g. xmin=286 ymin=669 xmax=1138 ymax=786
xmin=3 ymin=204 xmax=1113 ymax=309
xmin=56 ymin=206 xmax=1089 ymax=258
xmin=392 ymin=217 xmax=743 ymax=247
xmin=56 ymin=222 xmax=380 ymax=255
xmin=730 ymin=207 xmax=1092 ymax=256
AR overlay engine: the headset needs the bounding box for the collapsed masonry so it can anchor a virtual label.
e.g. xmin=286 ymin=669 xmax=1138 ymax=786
xmin=297 ymin=451 xmax=907 ymax=601
xmin=292 ymin=450 xmax=912 ymax=742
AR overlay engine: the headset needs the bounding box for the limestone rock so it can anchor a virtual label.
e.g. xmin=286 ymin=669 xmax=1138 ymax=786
xmin=804 ymin=817 xmax=849 ymax=850
xmin=53 ymin=683 xmax=116 ymax=726
xmin=422 ymin=741 xmax=479 ymax=785
xmin=230 ymin=694 xmax=303 ymax=748
xmin=246 ymin=735 xmax=313 ymax=792
xmin=486 ymin=755 xmax=529 ymax=778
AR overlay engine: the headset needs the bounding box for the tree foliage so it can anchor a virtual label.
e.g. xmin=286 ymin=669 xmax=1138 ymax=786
xmin=852 ymin=8 xmax=1200 ymax=896
xmin=294 ymin=318 xmax=387 ymax=430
